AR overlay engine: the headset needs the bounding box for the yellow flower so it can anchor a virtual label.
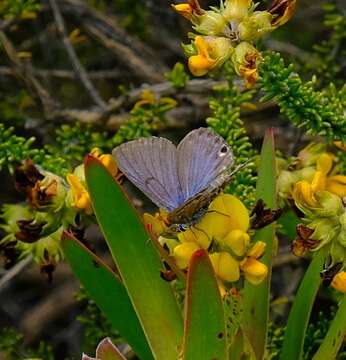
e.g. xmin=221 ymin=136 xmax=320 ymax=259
xmin=240 ymin=241 xmax=268 ymax=285
xmin=331 ymin=271 xmax=346 ymax=293
xmin=143 ymin=210 xmax=168 ymax=236
xmin=219 ymin=229 xmax=250 ymax=257
xmin=171 ymin=0 xmax=204 ymax=22
xmin=326 ymin=176 xmax=346 ymax=198
xmin=241 ymin=257 xmax=268 ymax=285
xmin=209 ymin=252 xmax=240 ymax=282
xmin=66 ymin=173 xmax=92 ymax=215
xmin=91 ymin=148 xmax=121 ymax=180
xmin=173 ymin=242 xmax=200 ymax=269
xmin=188 ymin=36 xmax=233 ymax=76
xmin=171 ymin=3 xmax=194 ymax=20
xmin=292 ymin=152 xmax=346 ymax=208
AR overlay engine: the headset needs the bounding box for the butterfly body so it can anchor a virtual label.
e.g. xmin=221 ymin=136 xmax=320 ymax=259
xmin=113 ymin=128 xmax=235 ymax=233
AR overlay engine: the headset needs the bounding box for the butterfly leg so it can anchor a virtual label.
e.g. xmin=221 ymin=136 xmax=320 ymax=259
xmin=190 ymin=225 xmax=211 ymax=243
xmin=206 ymin=209 xmax=229 ymax=218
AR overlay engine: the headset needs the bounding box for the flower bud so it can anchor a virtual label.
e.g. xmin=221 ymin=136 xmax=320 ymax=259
xmin=193 ymin=11 xmax=227 ymax=36
xmin=307 ymin=217 xmax=339 ymax=250
xmin=223 ymin=0 xmax=253 ymax=23
xmin=238 ymin=11 xmax=273 ymax=41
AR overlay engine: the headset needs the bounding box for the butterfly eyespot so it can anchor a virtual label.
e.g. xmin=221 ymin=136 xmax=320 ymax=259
xmin=218 ymin=145 xmax=229 ymax=156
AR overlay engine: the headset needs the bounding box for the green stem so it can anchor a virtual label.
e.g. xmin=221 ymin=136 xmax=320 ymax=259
xmin=312 ymin=294 xmax=346 ymax=360
xmin=280 ymin=252 xmax=325 ymax=360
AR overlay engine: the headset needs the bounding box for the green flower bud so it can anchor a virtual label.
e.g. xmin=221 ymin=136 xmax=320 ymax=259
xmin=278 ymin=170 xmax=299 ymax=198
xmin=238 ymin=11 xmax=273 ymax=41
xmin=0 ymin=204 xmax=32 ymax=234
xmin=17 ymin=226 xmax=64 ymax=264
xmin=193 ymin=10 xmax=227 ymax=36
xmin=223 ymin=0 xmax=253 ymax=23
xmin=308 ymin=217 xmax=340 ymax=250
xmin=329 ymin=241 xmax=346 ymax=266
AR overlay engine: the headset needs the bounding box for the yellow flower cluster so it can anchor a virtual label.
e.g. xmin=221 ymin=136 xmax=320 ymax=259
xmin=173 ymin=0 xmax=295 ymax=86
xmin=144 ymin=193 xmax=268 ymax=294
xmin=278 ymin=143 xmax=346 ymax=293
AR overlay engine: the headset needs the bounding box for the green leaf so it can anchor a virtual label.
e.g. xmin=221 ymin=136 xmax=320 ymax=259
xmin=183 ymin=249 xmax=227 ymax=360
xmin=280 ymin=252 xmax=325 ymax=360
xmin=85 ymin=156 xmax=183 ymax=360
xmin=312 ymin=294 xmax=346 ymax=360
xmin=62 ymin=232 xmax=153 ymax=360
xmin=243 ymin=128 xmax=276 ymax=360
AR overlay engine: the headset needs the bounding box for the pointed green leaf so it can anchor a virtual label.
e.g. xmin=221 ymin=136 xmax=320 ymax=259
xmin=62 ymin=232 xmax=153 ymax=360
xmin=243 ymin=128 xmax=276 ymax=359
xmin=281 ymin=252 xmax=325 ymax=360
xmin=183 ymin=249 xmax=227 ymax=360
xmin=313 ymin=294 xmax=346 ymax=360
xmin=85 ymin=156 xmax=183 ymax=360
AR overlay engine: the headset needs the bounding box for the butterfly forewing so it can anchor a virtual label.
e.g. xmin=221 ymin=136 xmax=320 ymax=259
xmin=177 ymin=128 xmax=234 ymax=201
xmin=113 ymin=137 xmax=183 ymax=211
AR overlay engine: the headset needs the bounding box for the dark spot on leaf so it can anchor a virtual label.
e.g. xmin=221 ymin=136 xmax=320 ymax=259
xmin=92 ymin=260 xmax=100 ymax=268
xmin=217 ymin=332 xmax=224 ymax=339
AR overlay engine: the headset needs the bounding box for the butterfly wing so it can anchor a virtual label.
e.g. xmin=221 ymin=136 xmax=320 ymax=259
xmin=177 ymin=128 xmax=234 ymax=201
xmin=113 ymin=137 xmax=183 ymax=211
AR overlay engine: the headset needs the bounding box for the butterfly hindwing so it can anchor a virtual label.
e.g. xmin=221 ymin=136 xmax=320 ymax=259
xmin=177 ymin=128 xmax=234 ymax=201
xmin=113 ymin=137 xmax=183 ymax=211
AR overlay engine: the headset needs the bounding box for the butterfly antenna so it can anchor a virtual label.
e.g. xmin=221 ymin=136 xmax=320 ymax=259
xmin=229 ymin=158 xmax=253 ymax=176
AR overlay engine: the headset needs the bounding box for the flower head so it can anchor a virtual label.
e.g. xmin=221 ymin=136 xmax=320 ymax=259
xmin=154 ymin=193 xmax=268 ymax=290
xmin=232 ymin=42 xmax=261 ymax=87
xmin=66 ymin=165 xmax=93 ymax=215
xmin=188 ymin=36 xmax=233 ymax=76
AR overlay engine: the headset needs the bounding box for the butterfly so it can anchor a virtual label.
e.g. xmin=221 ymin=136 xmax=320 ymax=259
xmin=112 ymin=128 xmax=236 ymax=231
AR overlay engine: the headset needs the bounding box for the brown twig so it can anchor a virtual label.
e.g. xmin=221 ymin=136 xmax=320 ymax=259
xmin=0 ymin=31 xmax=58 ymax=115
xmin=55 ymin=0 xmax=167 ymax=82
xmin=49 ymin=0 xmax=107 ymax=110
xmin=0 ymin=66 xmax=122 ymax=80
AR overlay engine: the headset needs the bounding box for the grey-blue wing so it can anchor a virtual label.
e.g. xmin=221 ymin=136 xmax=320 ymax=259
xmin=177 ymin=128 xmax=234 ymax=201
xmin=112 ymin=137 xmax=184 ymax=211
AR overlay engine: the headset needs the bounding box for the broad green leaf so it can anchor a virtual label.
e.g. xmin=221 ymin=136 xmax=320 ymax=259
xmin=243 ymin=128 xmax=276 ymax=360
xmin=85 ymin=156 xmax=183 ymax=360
xmin=280 ymin=251 xmax=325 ymax=360
xmin=312 ymin=294 xmax=346 ymax=360
xmin=62 ymin=232 xmax=153 ymax=360
xmin=183 ymin=249 xmax=227 ymax=360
